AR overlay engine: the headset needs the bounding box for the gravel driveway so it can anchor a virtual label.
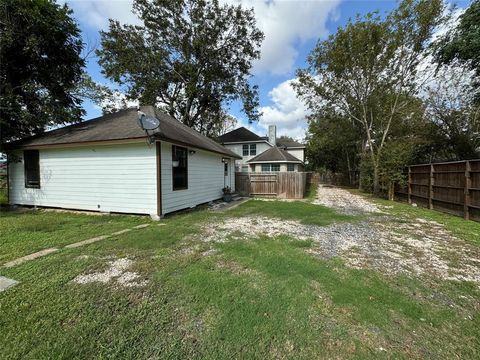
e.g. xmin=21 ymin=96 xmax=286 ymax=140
xmin=201 ymin=186 xmax=480 ymax=284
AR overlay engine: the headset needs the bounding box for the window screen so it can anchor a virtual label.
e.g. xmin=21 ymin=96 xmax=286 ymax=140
xmin=242 ymin=144 xmax=249 ymax=156
xmin=172 ymin=145 xmax=188 ymax=190
xmin=24 ymin=150 xmax=40 ymax=188
xmin=287 ymin=164 xmax=295 ymax=172
xmin=249 ymin=144 xmax=256 ymax=155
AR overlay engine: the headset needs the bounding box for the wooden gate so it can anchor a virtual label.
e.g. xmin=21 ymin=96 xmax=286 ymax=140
xmin=250 ymin=173 xmax=278 ymax=196
xmin=235 ymin=172 xmax=307 ymax=199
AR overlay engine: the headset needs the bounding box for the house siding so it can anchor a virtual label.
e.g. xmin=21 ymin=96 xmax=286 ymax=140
xmin=223 ymin=142 xmax=271 ymax=171
xmin=160 ymin=141 xmax=235 ymax=215
xmin=8 ymin=143 xmax=158 ymax=215
xmin=285 ymin=149 xmax=304 ymax=162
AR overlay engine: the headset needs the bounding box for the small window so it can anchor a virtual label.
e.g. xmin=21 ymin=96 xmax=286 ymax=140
xmin=271 ymin=164 xmax=280 ymax=172
xmin=287 ymin=164 xmax=295 ymax=172
xmin=172 ymin=145 xmax=188 ymax=190
xmin=250 ymin=144 xmax=256 ymax=155
xmin=242 ymin=144 xmax=249 ymax=156
xmin=24 ymin=150 xmax=40 ymax=188
xmin=261 ymin=164 xmax=270 ymax=172
xmin=224 ymin=162 xmax=228 ymax=176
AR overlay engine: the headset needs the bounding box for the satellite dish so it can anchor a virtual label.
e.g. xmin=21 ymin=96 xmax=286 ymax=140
xmin=137 ymin=111 xmax=160 ymax=130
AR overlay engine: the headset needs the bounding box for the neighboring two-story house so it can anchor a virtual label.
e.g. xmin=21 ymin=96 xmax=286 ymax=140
xmin=217 ymin=125 xmax=305 ymax=172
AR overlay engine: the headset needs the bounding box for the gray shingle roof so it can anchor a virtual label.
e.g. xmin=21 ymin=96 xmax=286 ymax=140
xmin=8 ymin=106 xmax=241 ymax=159
xmin=247 ymin=146 xmax=302 ymax=163
xmin=217 ymin=127 xmax=265 ymax=143
xmin=277 ymin=137 xmax=305 ymax=148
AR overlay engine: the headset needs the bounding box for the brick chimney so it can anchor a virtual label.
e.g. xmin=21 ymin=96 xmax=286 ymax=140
xmin=268 ymin=125 xmax=276 ymax=146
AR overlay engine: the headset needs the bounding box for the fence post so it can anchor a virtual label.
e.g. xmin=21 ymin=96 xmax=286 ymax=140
xmin=429 ymin=164 xmax=434 ymax=210
xmin=407 ymin=166 xmax=412 ymax=204
xmin=465 ymin=160 xmax=471 ymax=220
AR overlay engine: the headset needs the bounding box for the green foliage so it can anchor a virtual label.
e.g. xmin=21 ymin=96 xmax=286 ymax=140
xmin=306 ymin=109 xmax=362 ymax=185
xmin=0 ymin=0 xmax=85 ymax=145
xmin=434 ymin=1 xmax=480 ymax=79
xmin=97 ymin=0 xmax=264 ymax=135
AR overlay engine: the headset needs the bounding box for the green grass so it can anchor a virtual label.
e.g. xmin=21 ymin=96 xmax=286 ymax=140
xmin=1 ymin=200 xmax=479 ymax=359
xmin=0 ymin=210 xmax=149 ymax=263
xmin=304 ymin=182 xmax=318 ymax=202
xmin=229 ymin=198 xmax=354 ymax=226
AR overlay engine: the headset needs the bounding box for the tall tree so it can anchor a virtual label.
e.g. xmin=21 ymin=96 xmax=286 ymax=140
xmin=97 ymin=0 xmax=263 ymax=134
xmin=0 ymin=0 xmax=85 ymax=146
xmin=296 ymin=0 xmax=444 ymax=194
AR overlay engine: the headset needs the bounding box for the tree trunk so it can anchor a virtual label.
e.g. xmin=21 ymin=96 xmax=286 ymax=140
xmin=373 ymin=163 xmax=380 ymax=195
xmin=388 ymin=181 xmax=395 ymax=201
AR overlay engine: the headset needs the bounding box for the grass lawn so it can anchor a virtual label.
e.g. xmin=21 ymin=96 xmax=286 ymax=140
xmin=1 ymin=200 xmax=479 ymax=359
xmin=0 ymin=210 xmax=149 ymax=263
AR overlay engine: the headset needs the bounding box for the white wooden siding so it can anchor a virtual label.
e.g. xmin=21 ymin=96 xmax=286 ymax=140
xmin=161 ymin=142 xmax=234 ymax=215
xmin=9 ymin=143 xmax=158 ymax=215
xmin=224 ymin=142 xmax=271 ymax=166
xmin=286 ymin=149 xmax=304 ymax=162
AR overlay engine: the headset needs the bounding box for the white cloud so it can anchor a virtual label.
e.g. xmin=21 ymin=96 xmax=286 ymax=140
xmin=66 ymin=0 xmax=340 ymax=76
xmin=64 ymin=0 xmax=140 ymax=29
xmin=259 ymin=79 xmax=309 ymax=140
xmin=230 ymin=0 xmax=341 ymax=75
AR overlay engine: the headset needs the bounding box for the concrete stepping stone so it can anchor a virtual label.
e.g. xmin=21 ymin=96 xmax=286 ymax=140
xmin=0 ymin=276 xmax=18 ymax=292
xmin=65 ymin=235 xmax=110 ymax=249
xmin=3 ymin=248 xmax=59 ymax=268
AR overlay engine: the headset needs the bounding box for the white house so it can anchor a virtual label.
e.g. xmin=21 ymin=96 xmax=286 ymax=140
xmin=6 ymin=106 xmax=239 ymax=219
xmin=217 ymin=125 xmax=305 ymax=172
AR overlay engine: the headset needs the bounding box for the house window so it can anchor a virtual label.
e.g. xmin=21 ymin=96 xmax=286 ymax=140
xmin=224 ymin=162 xmax=228 ymax=176
xmin=261 ymin=164 xmax=280 ymax=172
xmin=287 ymin=164 xmax=295 ymax=172
xmin=24 ymin=150 xmax=40 ymax=188
xmin=242 ymin=144 xmax=257 ymax=156
xmin=172 ymin=145 xmax=188 ymax=190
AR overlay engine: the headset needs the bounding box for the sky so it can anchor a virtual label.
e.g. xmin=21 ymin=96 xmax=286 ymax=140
xmin=64 ymin=0 xmax=469 ymax=140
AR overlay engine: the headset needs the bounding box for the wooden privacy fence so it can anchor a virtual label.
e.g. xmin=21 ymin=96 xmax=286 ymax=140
xmin=235 ymin=172 xmax=307 ymax=199
xmin=394 ymin=159 xmax=480 ymax=221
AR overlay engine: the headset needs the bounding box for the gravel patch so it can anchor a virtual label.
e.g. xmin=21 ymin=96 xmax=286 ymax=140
xmin=200 ymin=216 xmax=480 ymax=284
xmin=313 ymin=185 xmax=381 ymax=214
xmin=73 ymin=258 xmax=147 ymax=288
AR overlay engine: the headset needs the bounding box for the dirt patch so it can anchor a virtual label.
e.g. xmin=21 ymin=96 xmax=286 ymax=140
xmin=73 ymin=258 xmax=147 ymax=288
xmin=200 ymin=216 xmax=480 ymax=284
xmin=313 ymin=185 xmax=381 ymax=214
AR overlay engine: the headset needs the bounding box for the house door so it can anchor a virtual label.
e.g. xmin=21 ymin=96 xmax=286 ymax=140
xmin=224 ymin=160 xmax=230 ymax=189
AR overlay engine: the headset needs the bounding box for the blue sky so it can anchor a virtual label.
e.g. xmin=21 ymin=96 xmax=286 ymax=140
xmin=65 ymin=0 xmax=468 ymax=139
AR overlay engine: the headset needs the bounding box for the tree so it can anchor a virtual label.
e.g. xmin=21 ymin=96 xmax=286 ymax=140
xmin=0 ymin=0 xmax=85 ymax=146
xmin=97 ymin=0 xmax=263 ymax=134
xmin=296 ymin=0 xmax=444 ymax=194
xmin=305 ymin=110 xmax=362 ymax=186
xmin=424 ymin=66 xmax=480 ymax=159
xmin=434 ymin=0 xmax=480 ymax=94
